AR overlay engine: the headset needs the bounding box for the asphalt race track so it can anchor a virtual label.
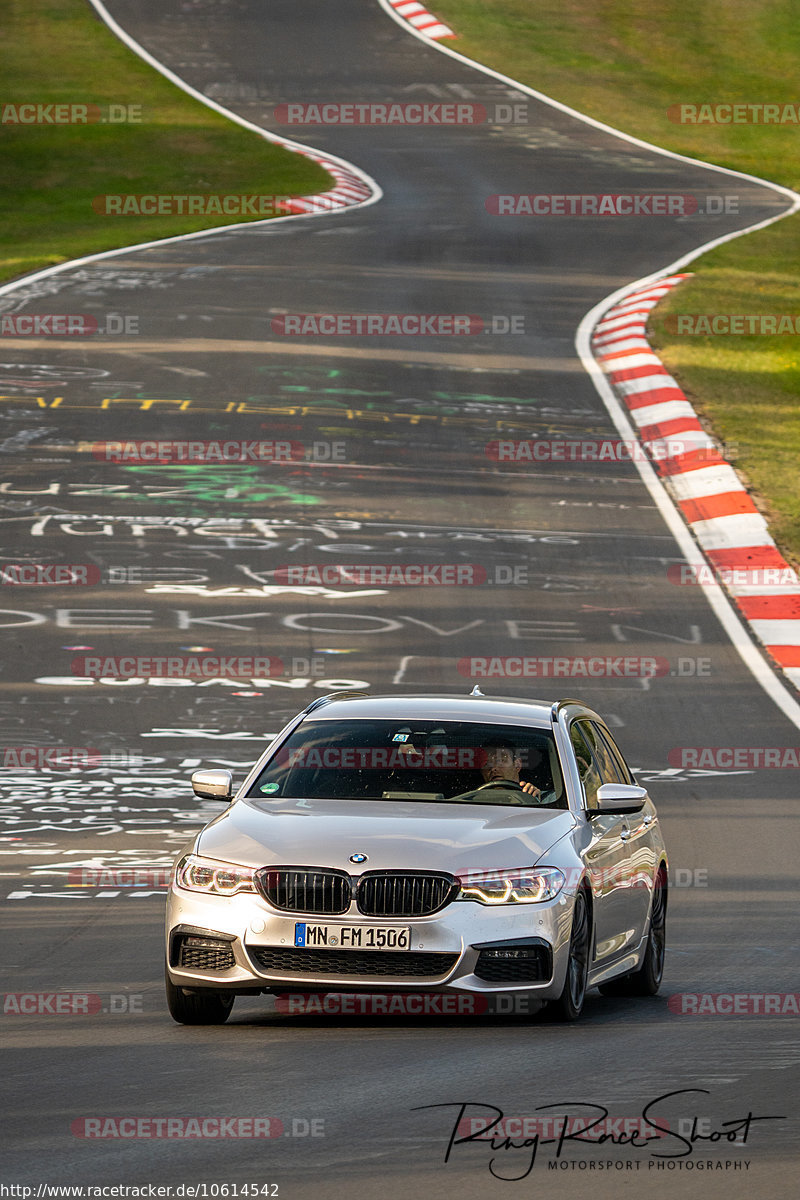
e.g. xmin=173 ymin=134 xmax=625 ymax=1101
xmin=1 ymin=2 xmax=798 ymax=1197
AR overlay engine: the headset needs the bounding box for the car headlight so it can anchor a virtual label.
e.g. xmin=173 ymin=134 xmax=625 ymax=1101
xmin=175 ymin=854 xmax=255 ymax=896
xmin=456 ymin=866 xmax=565 ymax=905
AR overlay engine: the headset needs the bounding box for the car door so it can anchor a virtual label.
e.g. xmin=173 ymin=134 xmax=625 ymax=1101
xmin=591 ymin=720 xmax=656 ymax=944
xmin=569 ymin=719 xmax=638 ymax=968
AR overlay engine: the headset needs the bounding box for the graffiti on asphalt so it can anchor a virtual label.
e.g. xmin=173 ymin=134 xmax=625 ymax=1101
xmin=121 ymin=464 xmax=320 ymax=506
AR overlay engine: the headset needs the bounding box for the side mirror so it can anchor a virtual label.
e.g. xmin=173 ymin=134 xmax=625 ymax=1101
xmin=593 ymin=782 xmax=648 ymax=815
xmin=191 ymin=769 xmax=233 ymax=801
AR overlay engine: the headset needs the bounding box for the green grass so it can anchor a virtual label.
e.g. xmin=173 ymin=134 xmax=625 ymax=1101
xmin=648 ymin=221 xmax=800 ymax=562
xmin=436 ymin=0 xmax=800 ymax=564
xmin=0 ymin=0 xmax=332 ymax=281
xmin=436 ymin=0 xmax=800 ymax=187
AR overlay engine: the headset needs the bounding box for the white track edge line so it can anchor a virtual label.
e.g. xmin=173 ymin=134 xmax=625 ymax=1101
xmin=376 ymin=0 xmax=800 ymax=202
xmin=375 ymin=0 xmax=800 ymax=727
xmin=86 ymin=0 xmax=383 ymax=187
xmin=0 ymin=0 xmax=383 ymax=301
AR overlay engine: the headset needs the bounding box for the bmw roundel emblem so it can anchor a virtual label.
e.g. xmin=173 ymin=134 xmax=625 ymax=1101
xmin=349 ymin=852 xmax=368 ymax=864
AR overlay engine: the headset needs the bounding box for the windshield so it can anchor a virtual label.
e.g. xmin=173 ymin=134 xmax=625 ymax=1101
xmin=247 ymin=719 xmax=567 ymax=808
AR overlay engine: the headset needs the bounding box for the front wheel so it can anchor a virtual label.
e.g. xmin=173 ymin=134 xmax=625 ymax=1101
xmin=546 ymin=889 xmax=590 ymax=1021
xmin=599 ymin=871 xmax=667 ymax=997
xmin=165 ymin=961 xmax=235 ymax=1025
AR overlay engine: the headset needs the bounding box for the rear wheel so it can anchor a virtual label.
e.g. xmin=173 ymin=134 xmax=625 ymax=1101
xmin=547 ymin=889 xmax=590 ymax=1021
xmin=165 ymin=961 xmax=235 ymax=1025
xmin=599 ymin=870 xmax=667 ymax=997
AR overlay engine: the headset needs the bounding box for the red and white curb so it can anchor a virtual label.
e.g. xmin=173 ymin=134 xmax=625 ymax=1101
xmin=592 ymin=275 xmax=800 ymax=693
xmin=387 ymin=0 xmax=456 ymax=40
xmin=280 ymin=153 xmax=375 ymax=214
xmin=84 ymin=0 xmax=381 ymax=230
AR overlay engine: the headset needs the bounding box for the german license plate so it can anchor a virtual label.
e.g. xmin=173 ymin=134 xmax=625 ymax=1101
xmin=294 ymin=923 xmax=412 ymax=950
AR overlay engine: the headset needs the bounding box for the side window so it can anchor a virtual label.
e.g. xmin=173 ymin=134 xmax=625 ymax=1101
xmin=583 ymin=721 xmax=626 ymax=785
xmin=592 ymin=722 xmax=633 ymax=784
xmin=569 ymin=723 xmax=603 ymax=810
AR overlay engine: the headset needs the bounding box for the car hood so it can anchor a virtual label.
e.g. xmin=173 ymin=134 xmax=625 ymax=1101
xmin=196 ymin=795 xmax=576 ymax=873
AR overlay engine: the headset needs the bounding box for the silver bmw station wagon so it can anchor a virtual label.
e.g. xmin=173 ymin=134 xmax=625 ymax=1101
xmin=166 ymin=692 xmax=667 ymax=1023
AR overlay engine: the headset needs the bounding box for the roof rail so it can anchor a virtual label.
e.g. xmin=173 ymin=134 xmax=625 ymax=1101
xmin=302 ymin=690 xmax=370 ymax=715
xmin=550 ymin=697 xmax=586 ymax=724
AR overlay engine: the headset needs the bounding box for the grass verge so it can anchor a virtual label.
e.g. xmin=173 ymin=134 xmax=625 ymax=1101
xmin=0 ymin=0 xmax=332 ymax=282
xmin=435 ymin=0 xmax=800 ymax=563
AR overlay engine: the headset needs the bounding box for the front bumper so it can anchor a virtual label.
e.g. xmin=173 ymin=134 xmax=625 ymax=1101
xmin=165 ymin=883 xmax=576 ymax=999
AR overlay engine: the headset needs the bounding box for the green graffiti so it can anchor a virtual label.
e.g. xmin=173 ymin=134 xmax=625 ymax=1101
xmin=120 ymin=464 xmax=320 ymax=505
xmin=276 ymin=386 xmax=395 ymax=397
xmin=256 ymin=366 xmax=343 ymax=378
xmin=432 ymin=392 xmax=544 ymax=403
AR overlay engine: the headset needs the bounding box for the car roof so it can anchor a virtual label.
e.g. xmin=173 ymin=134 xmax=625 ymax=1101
xmin=299 ymin=692 xmax=577 ymax=729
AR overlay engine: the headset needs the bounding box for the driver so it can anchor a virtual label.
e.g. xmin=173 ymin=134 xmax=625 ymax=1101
xmin=479 ymin=739 xmax=541 ymax=798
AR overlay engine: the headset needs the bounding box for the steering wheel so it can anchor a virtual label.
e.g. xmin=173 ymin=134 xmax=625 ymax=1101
xmin=472 ymin=779 xmax=530 ymax=805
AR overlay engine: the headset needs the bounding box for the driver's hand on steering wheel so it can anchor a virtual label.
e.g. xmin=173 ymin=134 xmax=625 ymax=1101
xmin=519 ymin=780 xmax=541 ymax=798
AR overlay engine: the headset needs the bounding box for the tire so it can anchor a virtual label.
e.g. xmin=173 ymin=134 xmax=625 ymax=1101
xmin=599 ymin=870 xmax=667 ymax=997
xmin=165 ymin=961 xmax=235 ymax=1025
xmin=547 ymin=888 xmax=591 ymax=1022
